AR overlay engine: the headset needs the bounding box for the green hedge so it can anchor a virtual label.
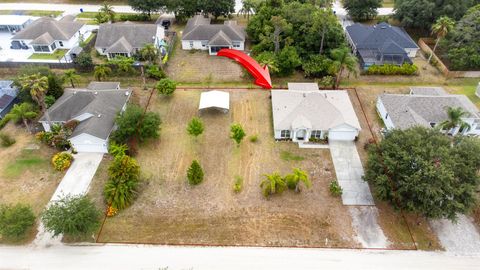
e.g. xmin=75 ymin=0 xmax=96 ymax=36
xmin=366 ymin=63 xmax=418 ymax=75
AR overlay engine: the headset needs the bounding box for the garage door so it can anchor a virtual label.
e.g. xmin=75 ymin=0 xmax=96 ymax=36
xmin=72 ymin=143 xmax=108 ymax=153
xmin=329 ymin=130 xmax=357 ymax=141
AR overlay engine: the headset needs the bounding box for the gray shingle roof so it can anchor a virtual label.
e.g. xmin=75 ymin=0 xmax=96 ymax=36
xmin=95 ymin=22 xmax=158 ymax=53
xmin=31 ymin=32 xmax=54 ymax=45
xmin=39 ymin=88 xmax=130 ymax=140
xmin=271 ymin=90 xmax=361 ymax=131
xmin=379 ymin=91 xmax=480 ymax=129
xmin=182 ymin=15 xmax=245 ymax=42
xmin=346 ymin=22 xmax=418 ymax=52
xmin=0 ymin=94 xmax=15 ymax=110
xmin=12 ymin=17 xmax=84 ymax=41
xmin=105 ymin=36 xmax=133 ymax=53
xmin=207 ymin=30 xmax=232 ymax=46
xmin=409 ymin=87 xmax=447 ymax=96
xmin=87 ymin=81 xmax=120 ymax=90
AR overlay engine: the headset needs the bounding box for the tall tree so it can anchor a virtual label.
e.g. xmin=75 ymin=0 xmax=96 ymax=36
xmin=343 ymin=0 xmax=382 ymax=21
xmin=93 ymin=65 xmax=112 ymax=81
xmin=200 ymin=0 xmax=235 ymax=20
xmin=364 ymin=127 xmax=480 ymax=221
xmin=5 ymin=103 xmax=37 ymax=133
xmin=271 ymin=16 xmax=290 ymax=54
xmin=330 ymin=47 xmax=357 ymax=89
xmin=18 ymin=73 xmax=49 ymax=122
xmin=99 ymin=2 xmax=116 ymax=22
xmin=110 ymin=104 xmax=162 ymax=144
xmin=439 ymin=107 xmax=471 ymax=134
xmin=62 ymin=69 xmax=80 ymax=88
xmin=104 ymin=155 xmax=140 ymax=210
xmin=428 ymin=16 xmax=455 ymax=63
xmin=140 ymin=44 xmax=159 ymax=64
xmin=240 ymin=0 xmax=256 ymax=21
xmin=128 ymin=0 xmax=167 ymax=19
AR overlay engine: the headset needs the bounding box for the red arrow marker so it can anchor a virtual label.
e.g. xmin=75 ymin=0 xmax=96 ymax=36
xmin=217 ymin=49 xmax=272 ymax=89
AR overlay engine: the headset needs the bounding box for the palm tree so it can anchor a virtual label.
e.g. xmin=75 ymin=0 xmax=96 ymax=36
xmin=93 ymin=65 xmax=112 ymax=81
xmin=428 ymin=16 xmax=455 ymax=63
xmin=5 ymin=103 xmax=37 ymax=133
xmin=285 ymin=168 xmax=312 ymax=193
xmin=260 ymin=172 xmax=287 ymax=198
xmin=18 ymin=73 xmax=49 ymax=121
xmin=62 ymin=69 xmax=80 ymax=88
xmin=240 ymin=0 xmax=255 ymax=21
xmin=99 ymin=2 xmax=115 ymax=22
xmin=140 ymin=44 xmax=158 ymax=64
xmin=330 ymin=47 xmax=358 ymax=89
xmin=440 ymin=107 xmax=471 ymax=134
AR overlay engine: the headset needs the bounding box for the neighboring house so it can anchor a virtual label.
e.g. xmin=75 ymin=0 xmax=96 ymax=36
xmin=11 ymin=16 xmax=89 ymax=53
xmin=377 ymin=87 xmax=480 ymax=136
xmin=0 ymin=80 xmax=18 ymax=119
xmin=475 ymin=82 xmax=480 ymax=98
xmin=0 ymin=15 xmax=33 ymax=33
xmin=87 ymin=81 xmax=121 ymax=91
xmin=345 ymin=22 xmax=419 ymax=69
xmin=181 ymin=15 xmax=245 ymax=55
xmin=95 ymin=22 xmax=165 ymax=59
xmin=39 ymin=86 xmax=131 ymax=153
xmin=271 ymin=83 xmax=361 ymax=142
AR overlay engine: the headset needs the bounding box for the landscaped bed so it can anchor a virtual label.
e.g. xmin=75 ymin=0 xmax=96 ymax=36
xmin=0 ymin=123 xmax=64 ymax=244
xmin=28 ymin=49 xmax=68 ymax=60
xmin=90 ymin=89 xmax=358 ymax=247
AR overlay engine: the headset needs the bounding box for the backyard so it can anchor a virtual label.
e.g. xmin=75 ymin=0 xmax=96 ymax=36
xmin=0 ymin=123 xmax=64 ymax=244
xmin=29 ymin=49 xmax=68 ymax=60
xmin=89 ymin=89 xmax=358 ymax=247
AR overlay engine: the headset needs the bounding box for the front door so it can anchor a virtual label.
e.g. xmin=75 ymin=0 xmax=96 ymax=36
xmin=296 ymin=129 xmax=306 ymax=141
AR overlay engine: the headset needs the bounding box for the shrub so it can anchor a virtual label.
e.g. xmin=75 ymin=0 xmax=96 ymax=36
xmin=187 ymin=160 xmax=204 ymax=185
xmin=0 ymin=117 xmax=9 ymax=130
xmin=156 ymin=78 xmax=177 ymax=96
xmin=233 ymin=175 xmax=243 ymax=193
xmin=146 ymin=65 xmax=166 ymax=80
xmin=51 ymin=152 xmax=74 ymax=171
xmin=302 ymin=55 xmax=335 ymax=78
xmin=0 ymin=204 xmax=35 ymax=240
xmin=76 ymin=52 xmax=94 ymax=71
xmin=249 ymin=134 xmax=258 ymax=143
xmin=45 ymin=95 xmax=56 ymax=108
xmin=329 ymin=179 xmax=343 ymax=197
xmin=108 ymin=142 xmax=128 ymax=158
xmin=366 ymin=64 xmax=418 ymax=75
xmin=284 ymin=168 xmax=311 ymax=192
xmin=110 ymin=104 xmax=162 ymax=144
xmin=230 ymin=123 xmax=246 ymax=146
xmin=0 ymin=133 xmax=16 ymax=147
xmin=187 ymin=117 xmax=204 ymax=138
xmin=260 ymin=172 xmax=287 ymax=198
xmin=41 ymin=195 xmax=101 ymax=238
xmin=118 ymin=13 xmax=150 ymax=21
xmin=104 ymin=155 xmax=140 ymax=212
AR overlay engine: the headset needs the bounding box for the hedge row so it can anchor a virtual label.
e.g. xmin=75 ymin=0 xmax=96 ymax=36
xmin=366 ymin=64 xmax=418 ymax=75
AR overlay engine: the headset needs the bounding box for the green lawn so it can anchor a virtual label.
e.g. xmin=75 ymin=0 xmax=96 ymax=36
xmin=3 ymin=150 xmax=48 ymax=178
xmin=29 ymin=49 xmax=68 ymax=60
xmin=0 ymin=10 xmax=63 ymax=17
xmin=84 ymin=32 xmax=96 ymax=44
xmin=383 ymin=0 xmax=394 ymax=7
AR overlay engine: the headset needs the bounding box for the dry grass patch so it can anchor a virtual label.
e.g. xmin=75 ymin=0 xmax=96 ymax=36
xmin=0 ymin=123 xmax=63 ymax=244
xmin=92 ymin=89 xmax=357 ymax=247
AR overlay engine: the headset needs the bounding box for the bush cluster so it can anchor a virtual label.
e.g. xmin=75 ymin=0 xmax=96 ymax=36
xmin=51 ymin=152 xmax=74 ymax=171
xmin=118 ymin=13 xmax=150 ymax=22
xmin=0 ymin=133 xmax=16 ymax=147
xmin=366 ymin=64 xmax=418 ymax=75
xmin=146 ymin=65 xmax=166 ymax=80
xmin=0 ymin=203 xmax=35 ymax=240
xmin=329 ymin=180 xmax=343 ymax=197
xmin=36 ymin=124 xmax=73 ymax=151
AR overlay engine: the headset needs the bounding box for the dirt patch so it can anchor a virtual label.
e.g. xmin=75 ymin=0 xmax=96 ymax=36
xmin=0 ymin=123 xmax=63 ymax=244
xmin=91 ymin=89 xmax=357 ymax=247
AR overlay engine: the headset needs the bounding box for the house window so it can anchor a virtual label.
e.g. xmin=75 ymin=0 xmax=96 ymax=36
xmin=429 ymin=122 xmax=436 ymax=128
xmin=310 ymin=130 xmax=322 ymax=139
xmin=201 ymin=41 xmax=207 ymax=47
xmin=102 ymin=48 xmax=106 ymax=53
xmin=280 ymin=130 xmax=291 ymax=138
xmin=232 ymin=42 xmax=240 ymax=48
xmin=189 ymin=41 xmax=193 ymax=48
xmin=59 ymin=41 xmax=63 ymax=47
xmin=32 ymin=45 xmax=50 ymax=52
xmin=50 ymin=42 xmax=56 ymax=51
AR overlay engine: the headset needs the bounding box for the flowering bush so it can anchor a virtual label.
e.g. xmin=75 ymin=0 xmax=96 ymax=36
xmin=51 ymin=152 xmax=74 ymax=171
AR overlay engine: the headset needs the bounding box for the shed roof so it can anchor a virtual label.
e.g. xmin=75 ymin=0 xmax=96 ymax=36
xmin=199 ymin=90 xmax=230 ymax=111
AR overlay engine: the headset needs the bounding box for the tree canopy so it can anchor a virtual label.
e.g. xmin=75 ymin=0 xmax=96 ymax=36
xmin=343 ymin=0 xmax=381 ymax=21
xmin=364 ymin=127 xmax=480 ymax=221
xmin=111 ymin=104 xmax=162 ymax=144
xmin=128 ymin=0 xmax=167 ymax=18
xmin=393 ymin=0 xmax=479 ymax=30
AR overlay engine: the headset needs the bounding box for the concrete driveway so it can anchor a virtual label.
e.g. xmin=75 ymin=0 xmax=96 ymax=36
xmin=34 ymin=152 xmax=104 ymax=247
xmin=329 ymin=140 xmax=374 ymax=206
xmin=430 ymin=214 xmax=480 ymax=255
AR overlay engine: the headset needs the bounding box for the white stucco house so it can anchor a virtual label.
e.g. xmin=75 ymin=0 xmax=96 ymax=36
xmin=181 ymin=15 xmax=245 ymax=55
xmin=39 ymin=82 xmax=130 ymax=153
xmin=95 ymin=22 xmax=165 ymax=59
xmin=377 ymin=87 xmax=480 ymax=136
xmin=0 ymin=15 xmax=33 ymax=33
xmin=271 ymin=83 xmax=361 ymax=143
xmin=11 ymin=16 xmax=89 ymax=54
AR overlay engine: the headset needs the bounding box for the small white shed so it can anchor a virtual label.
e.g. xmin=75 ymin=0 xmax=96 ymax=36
xmin=199 ymin=90 xmax=230 ymax=113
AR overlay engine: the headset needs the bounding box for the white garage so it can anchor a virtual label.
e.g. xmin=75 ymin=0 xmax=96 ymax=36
xmin=70 ymin=134 xmax=108 ymax=153
xmin=271 ymin=83 xmax=361 ymax=144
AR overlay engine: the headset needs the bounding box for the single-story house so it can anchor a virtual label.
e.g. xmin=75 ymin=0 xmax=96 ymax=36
xmin=0 ymin=15 xmax=33 ymax=33
xmin=271 ymin=83 xmax=361 ymax=142
xmin=377 ymin=87 xmax=480 ymax=136
xmin=0 ymin=80 xmax=18 ymax=119
xmin=39 ymin=85 xmax=131 ymax=153
xmin=11 ymin=16 xmax=89 ymax=53
xmin=181 ymin=15 xmax=245 ymax=55
xmin=95 ymin=22 xmax=165 ymax=59
xmin=345 ymin=22 xmax=419 ymax=69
